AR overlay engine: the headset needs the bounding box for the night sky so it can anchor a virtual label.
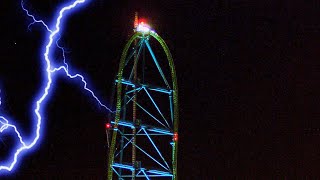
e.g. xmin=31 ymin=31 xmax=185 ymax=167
xmin=1 ymin=0 xmax=320 ymax=179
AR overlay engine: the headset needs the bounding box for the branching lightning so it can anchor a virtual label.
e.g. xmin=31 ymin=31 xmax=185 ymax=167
xmin=0 ymin=0 xmax=113 ymax=173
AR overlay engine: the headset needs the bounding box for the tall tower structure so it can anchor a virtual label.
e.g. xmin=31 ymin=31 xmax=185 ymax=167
xmin=106 ymin=14 xmax=179 ymax=179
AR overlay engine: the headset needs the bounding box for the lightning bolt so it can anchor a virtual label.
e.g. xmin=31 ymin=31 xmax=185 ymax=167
xmin=0 ymin=0 xmax=113 ymax=173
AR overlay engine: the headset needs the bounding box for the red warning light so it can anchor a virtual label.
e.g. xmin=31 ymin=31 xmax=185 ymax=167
xmin=139 ymin=18 xmax=147 ymax=25
xmin=105 ymin=123 xmax=111 ymax=129
xmin=173 ymin=133 xmax=178 ymax=141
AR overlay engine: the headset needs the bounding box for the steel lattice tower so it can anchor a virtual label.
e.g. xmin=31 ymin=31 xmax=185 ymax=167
xmin=106 ymin=15 xmax=179 ymax=180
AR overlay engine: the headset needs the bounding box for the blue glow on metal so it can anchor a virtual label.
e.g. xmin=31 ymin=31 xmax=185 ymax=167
xmin=145 ymin=41 xmax=170 ymax=89
xmin=111 ymin=120 xmax=134 ymax=128
xmin=0 ymin=0 xmax=113 ymax=173
xmin=148 ymin=87 xmax=171 ymax=94
xmin=141 ymin=169 xmax=151 ymax=180
xmin=142 ymin=128 xmax=170 ymax=169
xmin=112 ymin=163 xmax=134 ymax=171
xmin=147 ymin=128 xmax=173 ymax=135
xmin=116 ymin=79 xmax=171 ymax=94
xmin=111 ymin=120 xmax=172 ymax=135
xmin=114 ymin=129 xmax=144 ymax=159
xmin=169 ymin=92 xmax=174 ymax=124
xmin=147 ymin=170 xmax=173 ymax=176
xmin=109 ymin=31 xmax=178 ymax=179
xmin=143 ymin=87 xmax=170 ymax=128
xmin=116 ymin=79 xmax=135 ymax=87
xmin=120 ymin=133 xmax=169 ymax=170
xmin=134 ymin=101 xmax=168 ymax=128
xmin=111 ymin=167 xmax=121 ymax=177
xmin=125 ymin=87 xmax=142 ymax=95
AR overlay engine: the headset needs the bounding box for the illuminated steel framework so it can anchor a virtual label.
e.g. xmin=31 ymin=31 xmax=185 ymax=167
xmin=107 ymin=25 xmax=179 ymax=179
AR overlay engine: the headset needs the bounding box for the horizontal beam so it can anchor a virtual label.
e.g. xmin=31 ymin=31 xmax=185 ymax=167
xmin=123 ymin=133 xmax=171 ymax=136
xmin=112 ymin=163 xmax=173 ymax=177
xmin=115 ymin=79 xmax=172 ymax=94
xmin=111 ymin=120 xmax=173 ymax=135
xmin=121 ymin=174 xmax=173 ymax=177
xmin=147 ymin=169 xmax=173 ymax=176
xmin=112 ymin=163 xmax=134 ymax=171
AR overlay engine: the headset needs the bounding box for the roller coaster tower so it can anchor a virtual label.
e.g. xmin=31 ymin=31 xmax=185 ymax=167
xmin=106 ymin=13 xmax=179 ymax=179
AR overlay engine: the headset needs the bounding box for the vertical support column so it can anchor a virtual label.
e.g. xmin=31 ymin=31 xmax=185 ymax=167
xmin=132 ymin=12 xmax=139 ymax=179
xmin=169 ymin=91 xmax=174 ymax=124
xmin=118 ymin=94 xmax=127 ymax=179
xmin=132 ymin=82 xmax=137 ymax=179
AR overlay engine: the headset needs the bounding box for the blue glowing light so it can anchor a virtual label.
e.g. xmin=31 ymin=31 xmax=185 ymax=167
xmin=0 ymin=0 xmax=112 ymax=172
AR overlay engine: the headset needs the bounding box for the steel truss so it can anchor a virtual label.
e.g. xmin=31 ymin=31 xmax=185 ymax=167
xmin=107 ymin=31 xmax=179 ymax=179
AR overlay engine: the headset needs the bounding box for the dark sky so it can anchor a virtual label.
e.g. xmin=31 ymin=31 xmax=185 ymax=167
xmin=1 ymin=0 xmax=320 ymax=179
